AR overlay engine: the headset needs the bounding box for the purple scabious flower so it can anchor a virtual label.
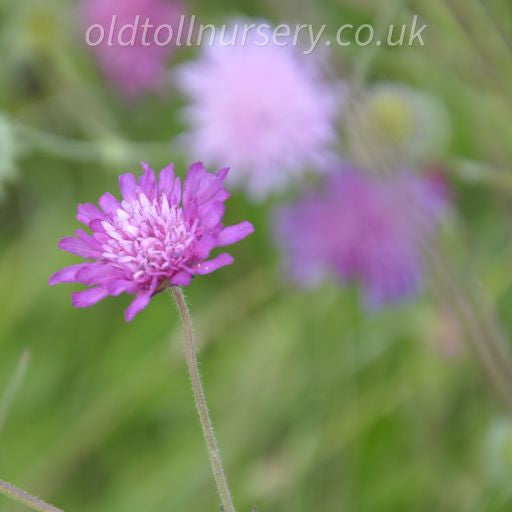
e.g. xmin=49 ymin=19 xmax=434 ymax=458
xmin=175 ymin=20 xmax=343 ymax=200
xmin=49 ymin=162 xmax=254 ymax=321
xmin=82 ymin=0 xmax=185 ymax=99
xmin=275 ymin=166 xmax=448 ymax=307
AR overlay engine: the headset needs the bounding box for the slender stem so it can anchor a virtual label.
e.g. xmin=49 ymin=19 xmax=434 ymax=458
xmin=170 ymin=287 xmax=236 ymax=512
xmin=0 ymin=479 xmax=63 ymax=512
xmin=13 ymin=123 xmax=172 ymax=165
xmin=0 ymin=349 xmax=30 ymax=434
xmin=351 ymin=0 xmax=406 ymax=90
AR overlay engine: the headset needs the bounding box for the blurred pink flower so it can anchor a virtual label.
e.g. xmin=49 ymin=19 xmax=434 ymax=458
xmin=83 ymin=0 xmax=185 ymax=98
xmin=49 ymin=162 xmax=254 ymax=321
xmin=275 ymin=166 xmax=448 ymax=307
xmin=176 ymin=21 xmax=343 ymax=200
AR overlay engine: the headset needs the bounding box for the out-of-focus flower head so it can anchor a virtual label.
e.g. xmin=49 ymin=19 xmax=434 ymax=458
xmin=345 ymin=83 xmax=451 ymax=171
xmin=11 ymin=1 xmax=67 ymax=57
xmin=49 ymin=162 xmax=254 ymax=321
xmin=275 ymin=165 xmax=448 ymax=307
xmin=0 ymin=115 xmax=17 ymax=198
xmin=82 ymin=0 xmax=185 ymax=99
xmin=176 ymin=20 xmax=344 ymax=200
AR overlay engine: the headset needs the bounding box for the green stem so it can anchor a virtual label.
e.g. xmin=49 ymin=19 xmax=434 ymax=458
xmin=351 ymin=0 xmax=406 ymax=90
xmin=0 ymin=479 xmax=63 ymax=512
xmin=0 ymin=350 xmax=30 ymax=434
xmin=170 ymin=287 xmax=236 ymax=512
xmin=13 ymin=123 xmax=171 ymax=165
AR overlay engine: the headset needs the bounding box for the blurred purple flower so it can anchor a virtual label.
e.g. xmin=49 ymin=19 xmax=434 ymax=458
xmin=176 ymin=21 xmax=343 ymax=200
xmin=275 ymin=166 xmax=449 ymax=307
xmin=49 ymin=162 xmax=254 ymax=321
xmin=83 ymin=0 xmax=185 ymax=98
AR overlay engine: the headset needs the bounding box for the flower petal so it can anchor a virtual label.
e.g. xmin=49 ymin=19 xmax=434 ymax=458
xmin=158 ymin=163 xmax=175 ymax=197
xmin=184 ymin=163 xmax=229 ymax=207
xmin=58 ymin=236 xmax=100 ymax=258
xmin=77 ymin=203 xmax=104 ymax=225
xmin=48 ymin=263 xmax=90 ymax=285
xmin=124 ymin=292 xmax=151 ymax=322
xmin=139 ymin=162 xmax=157 ymax=200
xmin=119 ymin=173 xmax=138 ymax=203
xmin=194 ymin=234 xmax=216 ymax=259
xmin=107 ymin=280 xmax=138 ymax=296
xmin=183 ymin=162 xmax=205 ymax=200
xmin=170 ymin=176 xmax=182 ymax=206
xmin=99 ymin=192 xmax=121 ymax=215
xmin=217 ymin=221 xmax=254 ymax=246
xmin=72 ymin=287 xmax=109 ymax=308
xmin=169 ymin=270 xmax=192 ymax=286
xmin=216 ymin=167 xmax=229 ymax=181
xmin=75 ymin=264 xmax=121 ymax=285
xmin=214 ymin=167 xmax=230 ymax=202
xmin=199 ymin=202 xmax=225 ymax=231
xmin=75 ymin=229 xmax=103 ymax=250
xmin=124 ymin=278 xmax=157 ymax=321
xmin=89 ymin=219 xmax=107 ymax=234
xmin=193 ymin=253 xmax=234 ymax=275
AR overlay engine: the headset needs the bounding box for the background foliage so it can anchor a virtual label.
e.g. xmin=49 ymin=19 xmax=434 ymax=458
xmin=2 ymin=0 xmax=512 ymax=510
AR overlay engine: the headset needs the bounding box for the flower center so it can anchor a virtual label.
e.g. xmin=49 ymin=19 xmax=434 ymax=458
xmin=100 ymin=193 xmax=199 ymax=283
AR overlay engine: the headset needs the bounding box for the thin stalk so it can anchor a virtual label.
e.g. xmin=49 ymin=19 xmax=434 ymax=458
xmin=170 ymin=287 xmax=236 ymax=512
xmin=0 ymin=479 xmax=63 ymax=512
xmin=351 ymin=0 xmax=406 ymax=90
xmin=0 ymin=349 xmax=30 ymax=434
xmin=417 ymin=217 xmax=512 ymax=410
xmin=449 ymin=158 xmax=512 ymax=193
xmin=13 ymin=123 xmax=171 ymax=165
xmin=397 ymin=180 xmax=512 ymax=409
xmin=424 ymin=246 xmax=512 ymax=409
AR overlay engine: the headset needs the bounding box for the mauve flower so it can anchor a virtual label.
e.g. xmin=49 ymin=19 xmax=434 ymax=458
xmin=82 ymin=0 xmax=185 ymax=98
xmin=49 ymin=162 xmax=254 ymax=321
xmin=275 ymin=166 xmax=448 ymax=307
xmin=176 ymin=20 xmax=343 ymax=200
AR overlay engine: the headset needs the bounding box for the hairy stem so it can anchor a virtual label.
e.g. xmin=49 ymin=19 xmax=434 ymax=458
xmin=170 ymin=287 xmax=236 ymax=512
xmin=0 ymin=479 xmax=63 ymax=512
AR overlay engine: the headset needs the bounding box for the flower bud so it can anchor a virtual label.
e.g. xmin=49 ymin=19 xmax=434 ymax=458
xmin=345 ymin=83 xmax=451 ymax=172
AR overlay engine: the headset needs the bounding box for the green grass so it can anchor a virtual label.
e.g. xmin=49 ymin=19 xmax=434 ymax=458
xmin=2 ymin=0 xmax=512 ymax=510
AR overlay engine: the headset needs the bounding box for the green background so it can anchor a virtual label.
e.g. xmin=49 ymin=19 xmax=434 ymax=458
xmin=2 ymin=0 xmax=512 ymax=510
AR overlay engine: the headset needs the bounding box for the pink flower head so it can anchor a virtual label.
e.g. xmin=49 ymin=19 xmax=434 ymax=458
xmin=276 ymin=166 xmax=448 ymax=307
xmin=176 ymin=20 xmax=343 ymax=200
xmin=49 ymin=162 xmax=254 ymax=321
xmin=83 ymin=0 xmax=185 ymax=98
